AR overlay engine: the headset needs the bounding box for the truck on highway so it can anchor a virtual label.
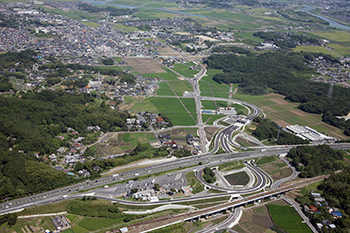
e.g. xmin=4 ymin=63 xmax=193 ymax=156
xmin=135 ymin=173 xmax=139 ymax=176
xmin=151 ymin=179 xmax=155 ymax=184
xmin=62 ymin=195 xmax=68 ymax=199
xmin=261 ymin=149 xmax=266 ymax=152
xmin=112 ymin=174 xmax=119 ymax=177
xmin=104 ymin=185 xmax=109 ymax=189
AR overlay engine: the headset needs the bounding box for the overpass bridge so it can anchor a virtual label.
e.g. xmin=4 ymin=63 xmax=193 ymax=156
xmin=126 ymin=174 xmax=330 ymax=233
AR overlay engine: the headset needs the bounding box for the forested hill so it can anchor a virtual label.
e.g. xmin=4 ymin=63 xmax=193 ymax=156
xmin=0 ymin=90 xmax=129 ymax=154
xmin=0 ymin=91 xmax=129 ymax=199
xmin=204 ymin=52 xmax=350 ymax=135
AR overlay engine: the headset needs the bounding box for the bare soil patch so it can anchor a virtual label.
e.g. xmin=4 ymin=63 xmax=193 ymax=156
xmin=236 ymin=136 xmax=260 ymax=146
xmin=262 ymin=106 xmax=277 ymax=113
xmin=269 ymin=97 xmax=289 ymax=105
xmin=290 ymin=109 xmax=308 ymax=117
xmin=121 ymin=58 xmax=166 ymax=74
xmin=252 ymin=215 xmax=273 ymax=229
xmin=205 ymin=127 xmax=219 ymax=141
xmin=274 ymin=120 xmax=290 ymax=127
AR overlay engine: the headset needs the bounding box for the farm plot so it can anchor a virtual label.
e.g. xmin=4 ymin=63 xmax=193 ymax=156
xmin=121 ymin=58 xmax=166 ymax=74
xmin=97 ymin=132 xmax=155 ymax=155
xmin=267 ymin=204 xmax=312 ymax=233
xmin=156 ymin=82 xmax=175 ymax=96
xmin=234 ymin=92 xmax=348 ymax=139
xmin=224 ymin=171 xmax=250 ymax=185
xmin=257 ymin=157 xmax=292 ymax=182
xmin=199 ymin=69 xmax=235 ymax=98
xmin=167 ymin=80 xmax=193 ymax=96
xmin=149 ymin=97 xmax=196 ymax=126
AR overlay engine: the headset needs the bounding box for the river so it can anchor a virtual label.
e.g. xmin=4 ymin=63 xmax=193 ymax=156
xmin=299 ymin=6 xmax=350 ymax=30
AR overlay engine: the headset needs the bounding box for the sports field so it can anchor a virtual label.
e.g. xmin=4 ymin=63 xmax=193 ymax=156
xmin=267 ymin=204 xmax=312 ymax=233
xmin=149 ymin=97 xmax=196 ymax=126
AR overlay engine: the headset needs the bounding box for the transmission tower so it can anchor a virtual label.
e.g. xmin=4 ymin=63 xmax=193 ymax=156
xmin=97 ymin=71 xmax=101 ymax=100
xmin=327 ymin=84 xmax=333 ymax=98
xmin=276 ymin=125 xmax=281 ymax=141
xmin=227 ymin=83 xmax=233 ymax=108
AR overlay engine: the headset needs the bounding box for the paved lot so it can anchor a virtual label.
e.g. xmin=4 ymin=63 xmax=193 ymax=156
xmin=92 ymin=171 xmax=187 ymax=198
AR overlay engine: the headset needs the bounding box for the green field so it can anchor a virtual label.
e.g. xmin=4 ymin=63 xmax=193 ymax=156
xmin=122 ymin=132 xmax=156 ymax=147
xmin=156 ymin=82 xmax=176 ymax=96
xmin=256 ymin=156 xmax=276 ymax=165
xmin=202 ymin=114 xmax=226 ymax=125
xmin=135 ymin=8 xmax=178 ymax=19
xmin=267 ymin=204 xmax=312 ymax=233
xmin=293 ymin=46 xmax=337 ymax=57
xmin=78 ymin=217 xmax=123 ymax=231
xmin=113 ymin=23 xmax=139 ymax=32
xmin=224 ymin=171 xmax=249 ymax=185
xmin=172 ymin=63 xmax=199 ymax=78
xmin=308 ymin=31 xmax=350 ymax=43
xmin=199 ymin=69 xmax=235 ymax=98
xmin=166 ymin=80 xmax=193 ymax=96
xmin=149 ymin=97 xmax=196 ymax=126
xmin=180 ymin=98 xmax=197 ymax=116
xmin=233 ymin=93 xmax=348 ymax=139
xmin=201 ymin=100 xmax=227 ymax=110
xmin=186 ymin=171 xmax=204 ymax=194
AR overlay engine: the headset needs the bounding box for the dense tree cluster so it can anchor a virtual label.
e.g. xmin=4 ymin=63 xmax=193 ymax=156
xmin=0 ymin=49 xmax=37 ymax=73
xmin=68 ymin=199 xmax=142 ymax=222
xmin=0 ymin=13 xmax=18 ymax=28
xmin=0 ymin=213 xmax=17 ymax=226
xmin=0 ymin=90 xmax=129 ymax=154
xmin=253 ymin=31 xmax=319 ymax=49
xmin=212 ymin=46 xmax=251 ymax=54
xmin=277 ymin=10 xmax=329 ymax=25
xmin=173 ymin=148 xmax=192 ymax=158
xmin=203 ymin=167 xmax=216 ymax=183
xmin=252 ymin=117 xmax=309 ymax=145
xmin=204 ymin=51 xmax=350 ymax=135
xmin=317 ymin=168 xmax=350 ymax=229
xmin=0 ymin=76 xmax=12 ymax=92
xmin=101 ymin=58 xmax=115 ymax=66
xmin=0 ymin=150 xmax=77 ymax=200
xmin=287 ymin=145 xmax=345 ymax=178
xmin=0 ymin=90 xmax=131 ymax=200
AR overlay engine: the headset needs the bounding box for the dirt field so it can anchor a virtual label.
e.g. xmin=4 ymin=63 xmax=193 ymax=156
xmin=236 ymin=136 xmax=260 ymax=146
xmin=121 ymin=58 xmax=166 ymax=74
xmin=233 ymin=205 xmax=272 ymax=233
xmin=274 ymin=120 xmax=290 ymax=127
xmin=205 ymin=127 xmax=219 ymax=141
xmin=258 ymin=159 xmax=292 ymax=181
xmin=97 ymin=133 xmax=133 ymax=155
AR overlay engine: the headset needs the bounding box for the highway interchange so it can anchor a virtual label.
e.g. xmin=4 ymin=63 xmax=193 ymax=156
xmin=2 ymin=48 xmax=350 ymax=232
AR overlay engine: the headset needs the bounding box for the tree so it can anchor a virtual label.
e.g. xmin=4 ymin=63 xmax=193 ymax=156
xmin=6 ymin=213 xmax=17 ymax=226
xmin=131 ymin=188 xmax=138 ymax=194
xmin=154 ymin=183 xmax=161 ymax=191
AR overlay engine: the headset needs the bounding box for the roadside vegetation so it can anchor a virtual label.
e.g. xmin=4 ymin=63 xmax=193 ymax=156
xmin=287 ymin=145 xmax=346 ymax=178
